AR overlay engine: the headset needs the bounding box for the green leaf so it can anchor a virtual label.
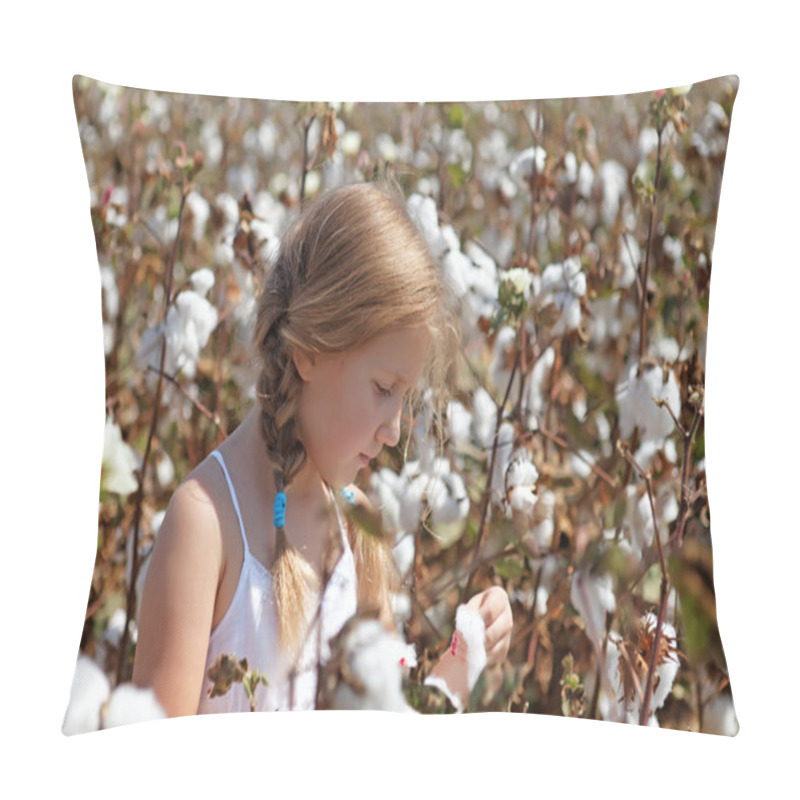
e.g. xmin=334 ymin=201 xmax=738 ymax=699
xmin=447 ymin=104 xmax=465 ymax=129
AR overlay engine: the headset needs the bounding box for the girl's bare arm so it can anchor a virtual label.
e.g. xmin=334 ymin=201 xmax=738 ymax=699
xmin=132 ymin=479 xmax=224 ymax=717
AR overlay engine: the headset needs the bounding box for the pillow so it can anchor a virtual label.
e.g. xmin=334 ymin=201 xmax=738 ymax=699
xmin=65 ymin=75 xmax=738 ymax=735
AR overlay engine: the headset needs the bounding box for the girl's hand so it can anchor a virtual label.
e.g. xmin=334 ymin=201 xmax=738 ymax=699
xmin=465 ymin=585 xmax=513 ymax=667
xmin=426 ymin=586 xmax=512 ymax=711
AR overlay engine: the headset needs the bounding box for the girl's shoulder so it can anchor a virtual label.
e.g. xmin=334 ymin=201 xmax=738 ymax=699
xmin=157 ymin=454 xmax=232 ymax=573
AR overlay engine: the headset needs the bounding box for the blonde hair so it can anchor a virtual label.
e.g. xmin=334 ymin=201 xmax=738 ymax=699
xmin=253 ymin=182 xmax=457 ymax=655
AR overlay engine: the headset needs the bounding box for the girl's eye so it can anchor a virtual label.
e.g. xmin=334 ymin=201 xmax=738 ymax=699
xmin=375 ymin=383 xmax=392 ymax=398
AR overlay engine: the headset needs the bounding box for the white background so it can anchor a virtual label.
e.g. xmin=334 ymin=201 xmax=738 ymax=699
xmin=1 ymin=2 xmax=794 ymax=797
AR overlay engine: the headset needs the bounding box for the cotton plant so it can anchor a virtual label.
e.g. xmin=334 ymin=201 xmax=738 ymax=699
xmin=136 ymin=267 xmax=219 ymax=382
xmin=407 ymin=192 xmax=505 ymax=344
xmin=610 ymin=612 xmax=680 ymax=726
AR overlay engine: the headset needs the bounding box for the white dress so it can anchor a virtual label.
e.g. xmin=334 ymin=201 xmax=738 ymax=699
xmin=196 ymin=450 xmax=358 ymax=713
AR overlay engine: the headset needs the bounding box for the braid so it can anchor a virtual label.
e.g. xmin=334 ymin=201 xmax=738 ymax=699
xmin=256 ymin=312 xmax=320 ymax=659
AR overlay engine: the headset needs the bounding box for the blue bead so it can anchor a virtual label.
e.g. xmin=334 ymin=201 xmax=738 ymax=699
xmin=273 ymin=492 xmax=287 ymax=527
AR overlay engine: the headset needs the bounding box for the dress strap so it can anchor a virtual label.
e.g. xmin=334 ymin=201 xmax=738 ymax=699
xmin=328 ymin=487 xmax=351 ymax=551
xmin=210 ymin=450 xmax=250 ymax=556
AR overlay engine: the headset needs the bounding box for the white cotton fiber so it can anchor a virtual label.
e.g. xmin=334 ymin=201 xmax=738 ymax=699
xmin=101 ymin=684 xmax=167 ymax=729
xmin=62 ymin=656 xmax=111 ymax=735
xmin=455 ymin=604 xmax=488 ymax=692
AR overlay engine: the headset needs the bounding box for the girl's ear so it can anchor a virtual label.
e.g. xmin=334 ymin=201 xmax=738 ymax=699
xmin=292 ymin=348 xmax=316 ymax=381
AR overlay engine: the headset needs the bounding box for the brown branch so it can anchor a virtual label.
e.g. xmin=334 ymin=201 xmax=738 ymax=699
xmin=527 ymin=425 xmax=618 ymax=489
xmin=116 ymin=185 xmax=189 ymax=685
xmin=674 ymin=399 xmax=703 ymax=549
xmin=460 ymin=350 xmax=521 ymax=603
xmin=637 ymin=127 xmax=664 ymax=375
xmin=639 ymin=575 xmax=670 ymax=724
xmin=148 ymin=366 xmax=228 ymax=438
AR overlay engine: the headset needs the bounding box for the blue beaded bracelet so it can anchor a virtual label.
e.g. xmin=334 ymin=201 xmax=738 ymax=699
xmin=273 ymin=491 xmax=287 ymax=527
xmin=340 ymin=487 xmax=355 ymax=504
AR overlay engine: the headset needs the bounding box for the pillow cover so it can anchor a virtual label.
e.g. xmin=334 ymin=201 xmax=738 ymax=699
xmin=65 ymin=75 xmax=738 ymax=735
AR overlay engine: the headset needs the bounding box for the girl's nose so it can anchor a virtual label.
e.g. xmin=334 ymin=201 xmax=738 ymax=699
xmin=377 ymin=402 xmax=402 ymax=448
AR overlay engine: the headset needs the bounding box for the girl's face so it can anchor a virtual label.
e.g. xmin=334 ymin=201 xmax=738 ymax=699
xmin=294 ymin=326 xmax=431 ymax=489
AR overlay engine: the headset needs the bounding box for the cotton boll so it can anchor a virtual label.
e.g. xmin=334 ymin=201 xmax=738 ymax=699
xmin=102 ymin=607 xmax=128 ymax=648
xmin=455 ymin=604 xmax=488 ymax=692
xmin=571 ymin=570 xmax=616 ymax=647
xmin=392 ymin=531 xmax=415 ymax=579
xmin=189 ymin=268 xmax=214 ymax=297
xmin=407 ymin=193 xmax=446 ymax=258
xmin=617 ymin=363 xmax=681 ymax=442
xmin=215 ymin=192 xmax=239 ymax=230
xmin=446 ymin=400 xmax=472 ymax=449
xmin=599 ymin=160 xmax=628 ymax=227
xmin=490 ymin=325 xmax=519 ymax=398
xmin=703 ymin=694 xmax=739 ymax=736
xmin=325 ymin=620 xmax=416 ymax=712
xmin=639 ymin=127 xmax=659 ymax=158
xmin=441 ymin=248 xmax=472 ymax=299
xmin=529 ymin=490 xmax=556 ymax=550
xmin=428 ymin=470 xmax=470 ymax=530
xmin=62 ymin=656 xmax=111 ymax=735
xmin=619 ymin=234 xmax=641 ymax=290
xmin=390 ymin=591 xmax=411 ymax=624
xmin=509 ymin=485 xmax=538 ymax=519
xmin=399 ymin=473 xmax=427 ymax=534
xmin=370 ymin=467 xmax=404 ymax=535
xmin=501 ymin=267 xmax=534 ymax=299
xmin=491 ymin=423 xmax=515 ymax=496
xmin=101 ymin=417 xmax=139 ymax=496
xmin=214 ymin=240 xmax=234 ymax=268
xmin=642 ymin=613 xmax=679 ymax=712
xmin=540 ymin=257 xmax=586 ymax=334
xmin=166 ymin=290 xmax=219 ymax=379
xmin=506 ymin=449 xmax=539 ymax=521
xmin=101 ymin=684 xmax=167 ymax=728
xmin=185 ymin=192 xmax=210 ymax=242
xmin=506 ymin=450 xmax=539 ymax=491
xmin=588 ymin=295 xmax=622 ymax=345
xmin=526 ymin=346 xmax=555 ymax=418
xmin=471 ymin=387 xmax=497 ymax=451
xmin=662 ymin=235 xmax=684 ymax=267
xmin=570 ymin=450 xmax=594 ymax=480
xmin=510 ymin=146 xmax=547 ymax=185
xmin=155 ymin=451 xmax=175 ymax=489
xmin=99 ymin=265 xmax=119 ymax=320
xmin=340 ymin=129 xmax=362 ymax=156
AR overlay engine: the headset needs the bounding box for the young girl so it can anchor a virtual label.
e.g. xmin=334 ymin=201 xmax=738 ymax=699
xmin=132 ymin=182 xmax=512 ymax=716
